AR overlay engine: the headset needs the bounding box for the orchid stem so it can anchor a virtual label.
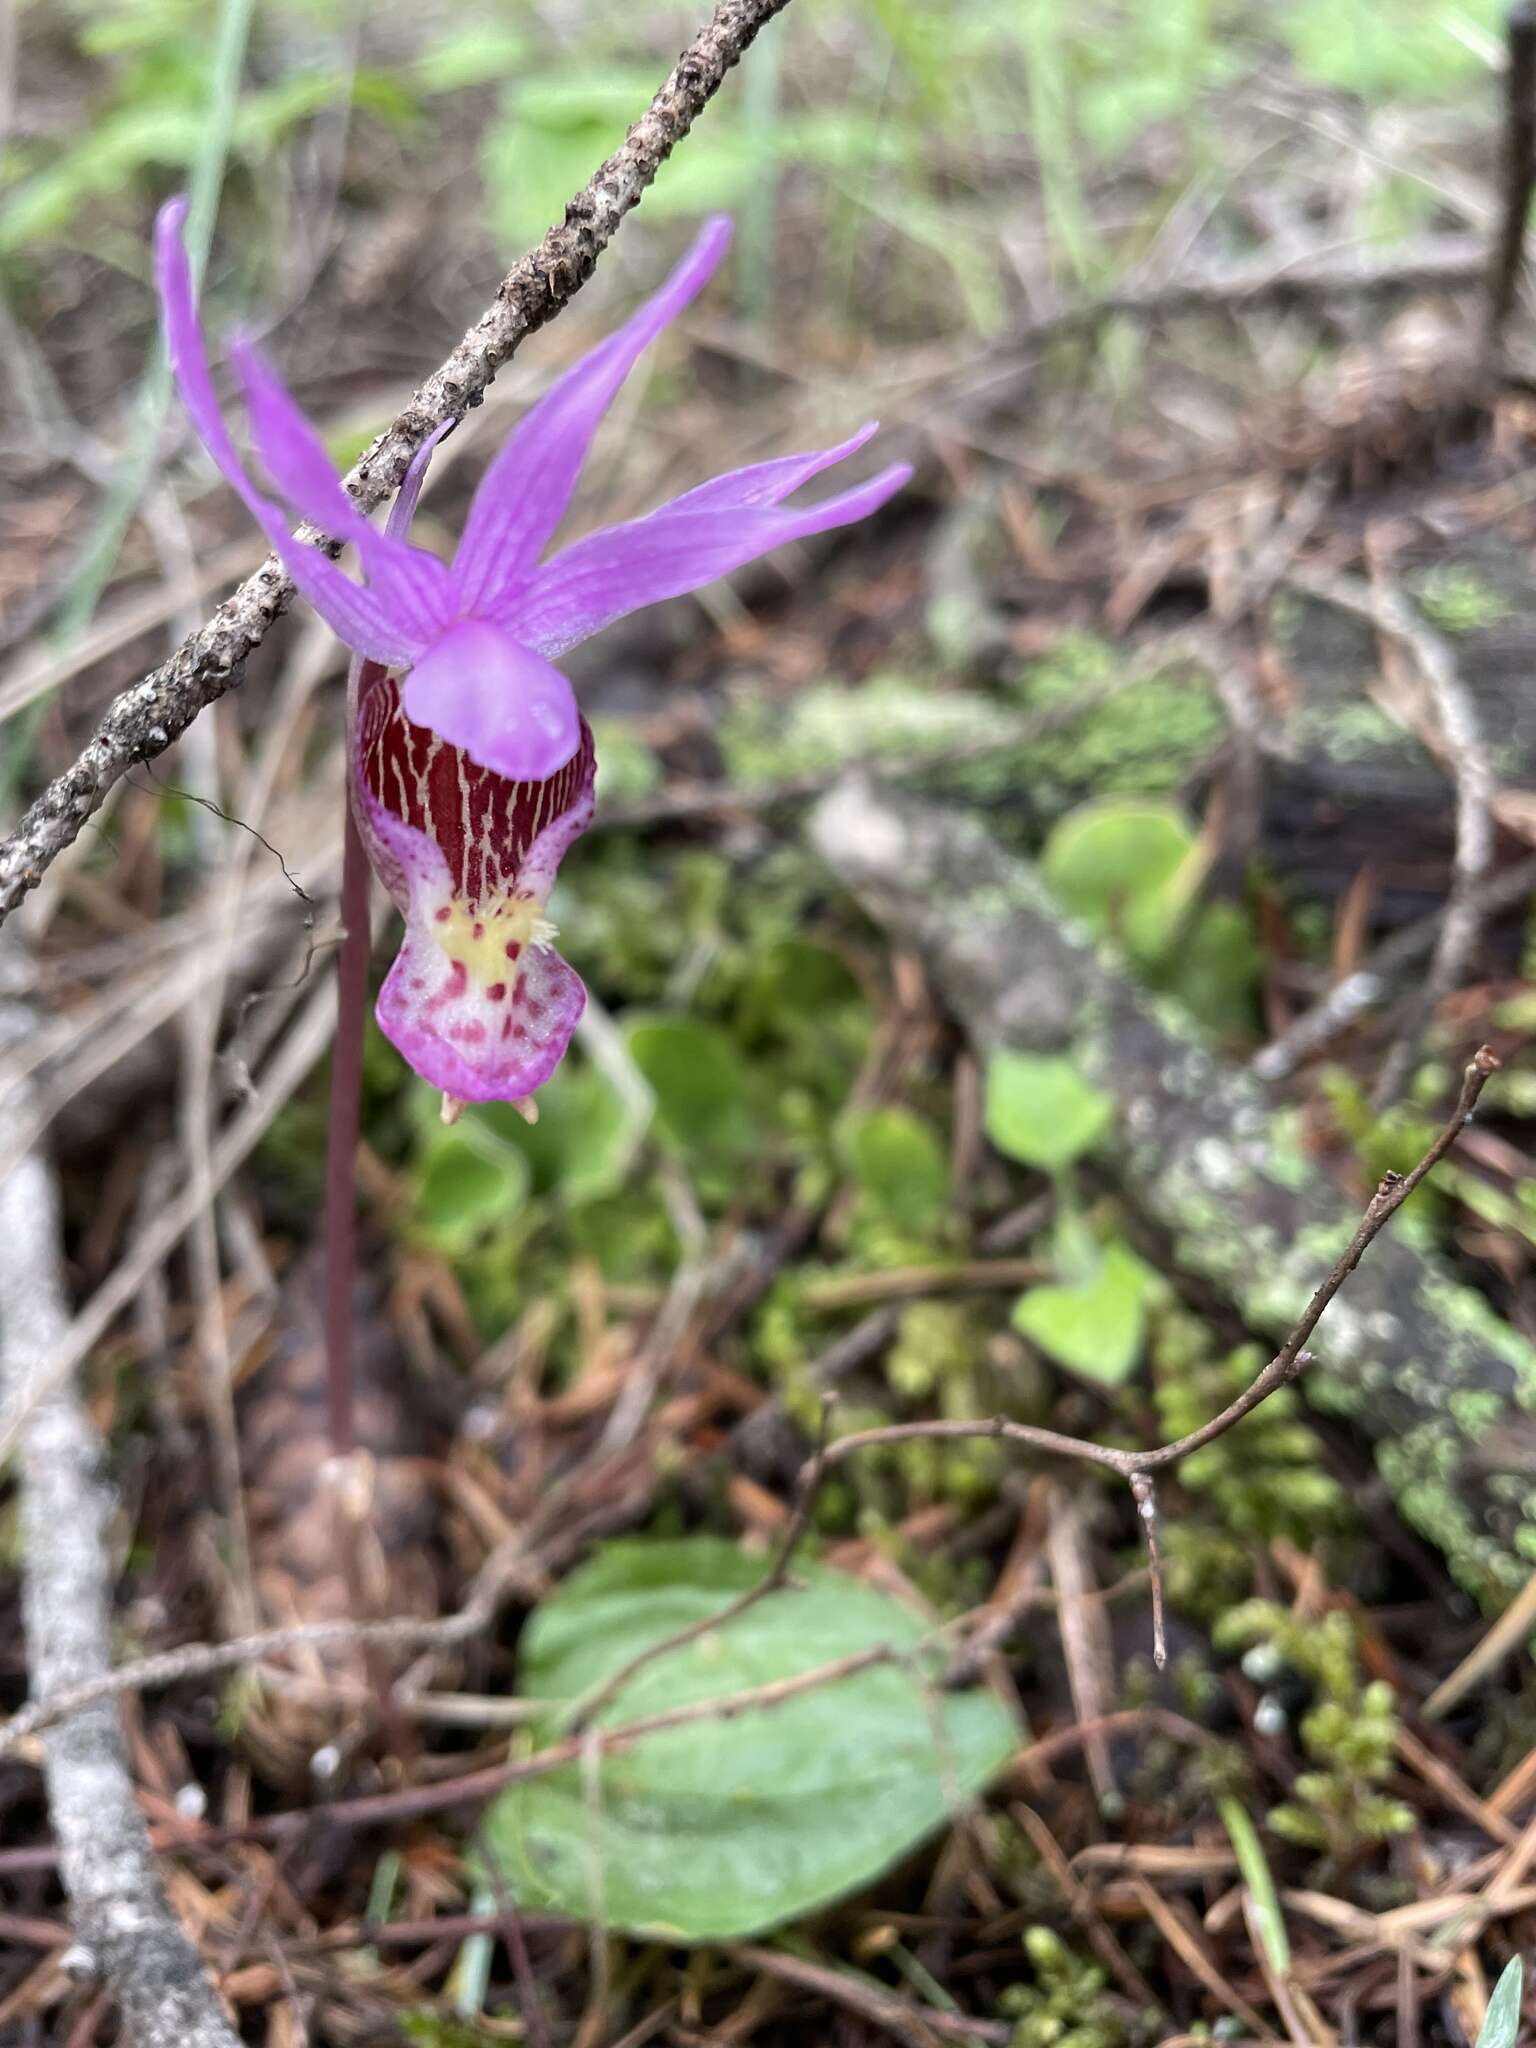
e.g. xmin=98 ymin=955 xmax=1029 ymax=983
xmin=323 ymin=799 xmax=371 ymax=1461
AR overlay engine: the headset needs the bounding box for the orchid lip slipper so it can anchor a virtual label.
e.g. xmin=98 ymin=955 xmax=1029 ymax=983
xmin=157 ymin=196 xmax=911 ymax=1110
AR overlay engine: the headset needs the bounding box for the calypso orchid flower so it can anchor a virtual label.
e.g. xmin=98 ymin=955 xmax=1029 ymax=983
xmin=155 ymin=199 xmax=910 ymax=1110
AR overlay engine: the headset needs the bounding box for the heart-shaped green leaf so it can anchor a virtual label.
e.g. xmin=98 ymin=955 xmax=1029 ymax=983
xmin=483 ymin=1538 xmax=1017 ymax=1941
xmin=1011 ymin=1240 xmax=1150 ymax=1384
xmin=984 ymin=1051 xmax=1114 ymax=1174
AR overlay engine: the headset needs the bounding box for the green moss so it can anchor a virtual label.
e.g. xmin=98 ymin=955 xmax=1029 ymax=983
xmin=1009 ymin=634 xmax=1224 ymax=808
xmin=1152 ymin=1307 xmax=1355 ymax=1619
xmin=1214 ymin=1604 xmax=1413 ymax=1861
xmin=718 ymin=673 xmax=1018 ymax=788
xmin=1414 ymin=564 xmax=1511 ymax=635
xmin=997 ymin=1926 xmax=1135 ymax=2047
xmin=1288 ymin=697 xmax=1403 ymax=764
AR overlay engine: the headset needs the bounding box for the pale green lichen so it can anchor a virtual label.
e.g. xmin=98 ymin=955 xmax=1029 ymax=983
xmin=1414 ymin=564 xmax=1512 ymax=634
xmin=1007 ymin=633 xmax=1224 ymax=807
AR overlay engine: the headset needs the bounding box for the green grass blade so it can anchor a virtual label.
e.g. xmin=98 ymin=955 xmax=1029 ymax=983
xmin=1218 ymin=1795 xmax=1290 ymax=1975
xmin=52 ymin=0 xmax=257 ymax=645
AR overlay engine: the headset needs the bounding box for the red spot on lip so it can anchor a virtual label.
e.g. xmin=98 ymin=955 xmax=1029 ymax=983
xmin=458 ymin=1021 xmax=486 ymax=1045
xmin=501 ymin=1015 xmax=513 ymax=1040
xmin=472 ymin=921 xmax=484 ymax=940
xmin=448 ymin=959 xmax=468 ymax=992
xmin=525 ymin=999 xmax=544 ymax=1020
xmin=434 ymin=905 xmax=451 ymax=924
xmin=487 ymin=982 xmax=507 ymax=1002
xmin=504 ymin=940 xmax=521 ymax=961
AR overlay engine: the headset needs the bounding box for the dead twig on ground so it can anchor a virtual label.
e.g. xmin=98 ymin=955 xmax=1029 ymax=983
xmin=0 ymin=1538 xmax=531 ymax=1761
xmin=0 ymin=0 xmax=798 ymax=929
xmin=0 ymin=970 xmax=338 ymax=1465
xmin=728 ymin=1943 xmax=1011 ymax=2045
xmin=0 ymin=999 xmax=241 ymax=2048
xmin=1255 ymin=848 xmax=1536 ymax=1081
xmin=1283 ymin=563 xmax=1497 ymax=1106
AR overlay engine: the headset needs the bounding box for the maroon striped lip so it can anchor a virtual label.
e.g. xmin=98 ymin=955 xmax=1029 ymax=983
xmin=357 ymin=668 xmax=592 ymax=913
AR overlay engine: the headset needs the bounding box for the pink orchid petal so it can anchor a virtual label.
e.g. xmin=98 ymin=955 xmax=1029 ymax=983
xmin=230 ymin=338 xmax=455 ymax=636
xmin=655 ymin=422 xmax=879 ymax=516
xmin=401 ymin=618 xmax=581 ymax=783
xmin=500 ymin=460 xmax=912 ymax=657
xmin=352 ymin=664 xmax=594 ymax=1102
xmin=378 ymin=914 xmax=586 ymax=1105
xmin=450 ymin=215 xmax=733 ymax=617
xmin=388 ymin=422 xmax=453 ymax=540
xmin=155 ymin=197 xmax=429 ymax=667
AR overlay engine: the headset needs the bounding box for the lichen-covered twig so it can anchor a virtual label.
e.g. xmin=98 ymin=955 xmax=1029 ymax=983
xmin=810 ymin=780 xmax=1536 ymax=1610
xmin=0 ymin=1008 xmax=241 ymax=2048
xmin=0 ymin=0 xmax=795 ymax=930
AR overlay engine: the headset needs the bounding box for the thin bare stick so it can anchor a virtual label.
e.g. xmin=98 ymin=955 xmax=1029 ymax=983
xmin=254 ymin=1642 xmax=909 ymax=1836
xmin=0 ymin=1001 xmax=241 ymax=2048
xmin=1283 ymin=565 xmax=1497 ymax=1107
xmin=0 ymin=971 xmax=338 ymax=1465
xmin=0 ymin=0 xmax=796 ymax=928
xmin=567 ymin=1394 xmax=835 ymax=1730
xmin=0 ymin=1527 xmax=535 ymax=1760
xmin=729 ymin=1943 xmax=1010 ymax=2045
xmin=1486 ymin=2 xmax=1536 ymax=361
xmin=1255 ymin=850 xmax=1536 ymax=1081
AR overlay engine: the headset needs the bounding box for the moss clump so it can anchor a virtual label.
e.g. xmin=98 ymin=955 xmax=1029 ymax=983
xmin=1151 ymin=1306 xmax=1354 ymax=1619
xmin=718 ymin=673 xmax=1018 ymax=787
xmin=1214 ymin=1603 xmax=1413 ymax=1861
xmin=998 ymin=1926 xmax=1135 ymax=2048
xmin=1414 ymin=564 xmax=1511 ymax=635
xmin=1009 ymin=634 xmax=1224 ymax=812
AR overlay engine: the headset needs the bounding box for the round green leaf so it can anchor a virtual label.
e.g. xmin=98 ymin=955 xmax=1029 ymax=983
xmin=413 ymin=1126 xmax=529 ymax=1253
xmin=984 ymin=1050 xmax=1114 ymax=1173
xmin=484 ymin=1538 xmax=1018 ymax=1941
xmin=625 ymin=1016 xmax=756 ymax=1164
xmin=1042 ymin=798 xmax=1196 ymax=960
xmin=836 ymin=1105 xmax=950 ymax=1229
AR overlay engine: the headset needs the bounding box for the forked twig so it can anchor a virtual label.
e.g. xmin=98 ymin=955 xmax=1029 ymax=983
xmin=812 ymin=1050 xmax=1499 ymax=1665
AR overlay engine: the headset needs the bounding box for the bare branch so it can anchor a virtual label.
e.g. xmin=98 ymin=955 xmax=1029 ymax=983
xmin=0 ymin=0 xmax=796 ymax=928
xmin=811 ymin=1050 xmax=1498 ymax=1660
xmin=0 ymin=1531 xmax=534 ymax=1760
xmin=0 ymin=1003 xmax=241 ymax=2048
xmin=1283 ymin=563 xmax=1497 ymax=1105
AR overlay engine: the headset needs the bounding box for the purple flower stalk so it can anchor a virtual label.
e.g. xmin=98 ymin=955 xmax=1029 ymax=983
xmin=156 ymin=199 xmax=909 ymax=1108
